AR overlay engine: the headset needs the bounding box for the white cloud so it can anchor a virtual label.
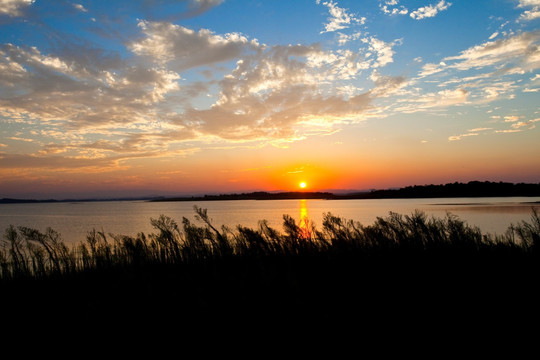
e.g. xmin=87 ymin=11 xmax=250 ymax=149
xmin=337 ymin=31 xmax=362 ymax=46
xmin=449 ymin=127 xmax=491 ymax=141
xmin=380 ymin=0 xmax=408 ymax=16
xmin=0 ymin=0 xmax=34 ymax=17
xmin=518 ymin=0 xmax=540 ymax=21
xmin=504 ymin=115 xmax=522 ymax=122
xmin=0 ymin=18 xmax=385 ymax=155
xmin=0 ymin=42 xmax=182 ymax=133
xmin=317 ymin=0 xmax=365 ymax=33
xmin=365 ymin=37 xmax=400 ymax=68
xmin=130 ymin=21 xmax=260 ymax=70
xmin=448 ymin=132 xmax=478 ymax=141
xmin=520 ymin=7 xmax=540 ymax=20
xmin=420 ymin=31 xmax=540 ymax=76
xmin=180 ymin=43 xmax=376 ymax=140
xmin=409 ymin=88 xmax=468 ymax=111
xmin=518 ymin=0 xmax=540 ymax=7
xmin=418 ymin=62 xmax=447 ymax=77
xmin=511 ymin=121 xmax=530 ymax=129
xmin=410 ymin=0 xmax=451 ymax=20
xmin=73 ymin=3 xmax=88 ymax=12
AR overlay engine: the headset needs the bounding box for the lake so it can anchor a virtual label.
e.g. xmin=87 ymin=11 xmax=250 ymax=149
xmin=1 ymin=197 xmax=539 ymax=245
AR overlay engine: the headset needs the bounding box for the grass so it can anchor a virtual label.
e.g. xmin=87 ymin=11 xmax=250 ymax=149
xmin=1 ymin=206 xmax=539 ymax=332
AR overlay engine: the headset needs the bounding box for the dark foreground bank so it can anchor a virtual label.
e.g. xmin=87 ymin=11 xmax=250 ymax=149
xmin=1 ymin=207 xmax=539 ymax=335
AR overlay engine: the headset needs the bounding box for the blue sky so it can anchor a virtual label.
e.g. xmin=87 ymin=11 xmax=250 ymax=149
xmin=1 ymin=0 xmax=540 ymax=198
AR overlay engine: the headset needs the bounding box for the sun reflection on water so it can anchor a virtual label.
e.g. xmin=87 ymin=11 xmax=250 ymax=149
xmin=298 ymin=199 xmax=312 ymax=239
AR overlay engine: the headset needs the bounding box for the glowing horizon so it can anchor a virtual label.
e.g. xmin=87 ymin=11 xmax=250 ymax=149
xmin=1 ymin=1 xmax=540 ymax=199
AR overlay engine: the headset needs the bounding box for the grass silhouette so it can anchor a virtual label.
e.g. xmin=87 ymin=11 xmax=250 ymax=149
xmin=1 ymin=206 xmax=539 ymax=331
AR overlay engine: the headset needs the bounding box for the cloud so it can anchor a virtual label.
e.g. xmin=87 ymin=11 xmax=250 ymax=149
xmin=518 ymin=0 xmax=540 ymax=21
xmin=444 ymin=31 xmax=540 ymax=71
xmin=448 ymin=133 xmax=478 ymax=141
xmin=0 ymin=42 xmax=182 ymax=132
xmin=449 ymin=117 xmax=537 ymax=141
xmin=504 ymin=115 xmax=522 ymax=122
xmin=185 ymin=0 xmax=224 ymax=14
xmin=369 ymin=70 xmax=408 ymax=97
xmin=518 ymin=0 xmax=540 ymax=5
xmin=489 ymin=32 xmax=499 ymax=40
xmin=520 ymin=8 xmax=540 ymax=21
xmin=0 ymin=0 xmax=34 ymax=17
xmin=0 ymin=15 xmax=385 ymax=164
xmin=448 ymin=127 xmax=491 ymax=141
xmin=380 ymin=0 xmax=408 ymax=16
xmin=126 ymin=0 xmax=224 ymax=21
xmin=130 ymin=20 xmax=260 ymax=70
xmin=337 ymin=31 xmax=362 ymax=46
xmin=364 ymin=36 xmax=401 ymax=68
xmin=176 ymin=43 xmax=375 ymax=141
xmin=410 ymin=0 xmax=451 ymax=20
xmin=317 ymin=0 xmax=365 ymax=33
xmin=418 ymin=62 xmax=447 ymax=77
xmin=418 ymin=31 xmax=540 ymax=79
xmin=518 ymin=117 xmax=540 ymax=128
xmin=0 ymin=151 xmax=122 ymax=171
xmin=73 ymin=3 xmax=88 ymax=12
xmin=404 ymin=88 xmax=468 ymax=112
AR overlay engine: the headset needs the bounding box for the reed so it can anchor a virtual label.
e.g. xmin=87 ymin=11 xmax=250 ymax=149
xmin=1 ymin=207 xmax=538 ymax=279
xmin=1 ymin=207 xmax=538 ymax=328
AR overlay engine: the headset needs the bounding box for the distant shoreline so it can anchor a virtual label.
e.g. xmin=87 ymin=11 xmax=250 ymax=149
xmin=2 ymin=181 xmax=540 ymax=204
xmin=151 ymin=181 xmax=540 ymax=202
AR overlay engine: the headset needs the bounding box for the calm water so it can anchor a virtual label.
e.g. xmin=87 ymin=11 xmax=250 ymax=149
xmin=1 ymin=197 xmax=539 ymax=244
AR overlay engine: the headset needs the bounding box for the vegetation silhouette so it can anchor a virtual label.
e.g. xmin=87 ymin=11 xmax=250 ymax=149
xmin=151 ymin=181 xmax=540 ymax=202
xmin=1 ymin=206 xmax=539 ymax=331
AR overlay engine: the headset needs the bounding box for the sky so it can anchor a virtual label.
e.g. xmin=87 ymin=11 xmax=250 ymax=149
xmin=1 ymin=0 xmax=540 ymax=199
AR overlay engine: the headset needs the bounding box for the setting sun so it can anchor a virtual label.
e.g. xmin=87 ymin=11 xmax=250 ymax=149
xmin=299 ymin=182 xmax=307 ymax=189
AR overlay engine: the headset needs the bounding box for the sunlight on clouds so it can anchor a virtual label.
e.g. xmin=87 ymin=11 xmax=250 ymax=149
xmin=444 ymin=32 xmax=540 ymax=71
xmin=317 ymin=0 xmax=366 ymax=33
xmin=364 ymin=37 xmax=401 ymax=68
xmin=448 ymin=133 xmax=478 ymax=141
xmin=73 ymin=4 xmax=87 ymax=12
xmin=410 ymin=0 xmax=452 ymax=20
xmin=404 ymin=88 xmax=468 ymax=112
xmin=0 ymin=0 xmax=35 ymax=17
xmin=518 ymin=0 xmax=540 ymax=21
xmin=131 ymin=21 xmax=259 ymax=69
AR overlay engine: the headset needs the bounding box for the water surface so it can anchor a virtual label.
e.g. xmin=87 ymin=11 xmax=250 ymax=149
xmin=0 ymin=197 xmax=538 ymax=244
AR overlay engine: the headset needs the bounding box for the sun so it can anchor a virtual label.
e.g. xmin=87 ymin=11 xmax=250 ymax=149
xmin=299 ymin=182 xmax=307 ymax=189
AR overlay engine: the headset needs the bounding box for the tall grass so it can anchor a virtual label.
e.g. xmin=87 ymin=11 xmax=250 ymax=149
xmin=2 ymin=205 xmax=539 ymax=332
xmin=1 ymin=206 xmax=538 ymax=280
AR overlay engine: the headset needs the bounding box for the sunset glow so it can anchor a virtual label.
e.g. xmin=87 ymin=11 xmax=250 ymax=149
xmin=1 ymin=1 xmax=539 ymax=199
